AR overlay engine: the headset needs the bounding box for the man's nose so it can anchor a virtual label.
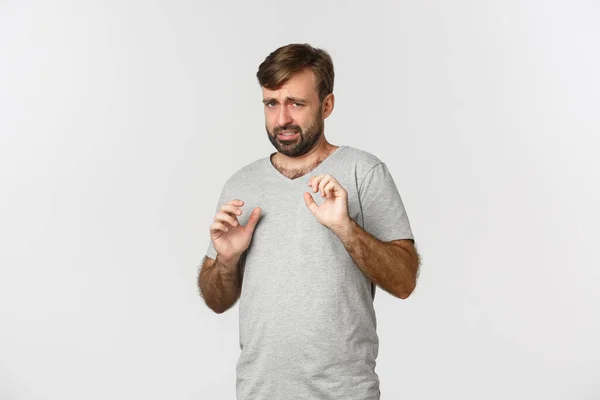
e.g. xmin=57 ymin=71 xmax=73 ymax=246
xmin=276 ymin=106 xmax=293 ymax=127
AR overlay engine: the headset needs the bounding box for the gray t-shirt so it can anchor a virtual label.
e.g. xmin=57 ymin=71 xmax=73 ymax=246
xmin=205 ymin=145 xmax=414 ymax=400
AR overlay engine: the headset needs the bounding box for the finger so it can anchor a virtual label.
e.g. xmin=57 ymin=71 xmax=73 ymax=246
xmin=318 ymin=176 xmax=332 ymax=196
xmin=215 ymin=211 xmax=239 ymax=227
xmin=210 ymin=221 xmax=229 ymax=234
xmin=220 ymin=203 xmax=243 ymax=216
xmin=324 ymin=181 xmax=336 ymax=198
xmin=308 ymin=175 xmax=325 ymax=192
xmin=243 ymin=207 xmax=262 ymax=233
xmin=227 ymin=199 xmax=244 ymax=206
xmin=303 ymin=192 xmax=318 ymax=214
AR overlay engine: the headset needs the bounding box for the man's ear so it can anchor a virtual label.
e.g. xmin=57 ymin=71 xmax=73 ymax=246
xmin=322 ymin=93 xmax=335 ymax=119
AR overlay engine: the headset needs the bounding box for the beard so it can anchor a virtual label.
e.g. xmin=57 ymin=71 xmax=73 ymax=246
xmin=266 ymin=108 xmax=324 ymax=157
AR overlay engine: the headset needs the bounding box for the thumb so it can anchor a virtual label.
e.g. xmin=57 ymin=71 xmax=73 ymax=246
xmin=303 ymin=192 xmax=318 ymax=215
xmin=244 ymin=207 xmax=262 ymax=233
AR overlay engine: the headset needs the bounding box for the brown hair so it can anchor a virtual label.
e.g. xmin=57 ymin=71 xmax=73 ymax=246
xmin=256 ymin=43 xmax=334 ymax=102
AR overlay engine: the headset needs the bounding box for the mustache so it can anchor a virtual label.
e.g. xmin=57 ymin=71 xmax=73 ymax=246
xmin=273 ymin=124 xmax=302 ymax=134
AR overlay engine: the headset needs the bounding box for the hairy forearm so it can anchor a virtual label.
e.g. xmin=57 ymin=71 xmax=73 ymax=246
xmin=333 ymin=219 xmax=419 ymax=299
xmin=198 ymin=255 xmax=242 ymax=314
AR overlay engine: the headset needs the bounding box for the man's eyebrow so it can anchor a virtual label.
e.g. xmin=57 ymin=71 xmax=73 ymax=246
xmin=286 ymin=96 xmax=308 ymax=103
xmin=262 ymin=97 xmax=308 ymax=104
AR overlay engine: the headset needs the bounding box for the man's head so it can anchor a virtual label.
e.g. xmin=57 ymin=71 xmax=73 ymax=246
xmin=257 ymin=44 xmax=335 ymax=157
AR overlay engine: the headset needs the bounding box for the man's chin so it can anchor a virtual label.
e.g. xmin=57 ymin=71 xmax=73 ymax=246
xmin=276 ymin=147 xmax=299 ymax=157
xmin=278 ymin=139 xmax=301 ymax=148
xmin=274 ymin=137 xmax=300 ymax=149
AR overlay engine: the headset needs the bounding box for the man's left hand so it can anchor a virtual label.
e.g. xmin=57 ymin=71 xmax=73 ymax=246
xmin=304 ymin=174 xmax=351 ymax=233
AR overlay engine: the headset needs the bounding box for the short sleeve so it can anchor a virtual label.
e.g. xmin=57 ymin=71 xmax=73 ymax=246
xmin=359 ymin=163 xmax=414 ymax=242
xmin=205 ymin=181 xmax=231 ymax=260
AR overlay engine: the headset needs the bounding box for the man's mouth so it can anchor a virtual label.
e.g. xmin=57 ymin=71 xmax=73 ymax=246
xmin=278 ymin=131 xmax=299 ymax=140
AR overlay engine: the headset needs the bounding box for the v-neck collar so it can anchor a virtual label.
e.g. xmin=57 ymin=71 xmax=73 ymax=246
xmin=265 ymin=145 xmax=347 ymax=183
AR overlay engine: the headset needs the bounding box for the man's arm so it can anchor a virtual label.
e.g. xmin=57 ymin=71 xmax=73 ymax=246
xmin=333 ymin=219 xmax=420 ymax=299
xmin=198 ymin=254 xmax=243 ymax=314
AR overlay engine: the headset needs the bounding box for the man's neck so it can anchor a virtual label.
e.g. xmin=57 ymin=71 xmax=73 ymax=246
xmin=271 ymin=141 xmax=338 ymax=180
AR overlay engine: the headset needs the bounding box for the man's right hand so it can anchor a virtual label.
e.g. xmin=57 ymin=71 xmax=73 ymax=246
xmin=209 ymin=199 xmax=261 ymax=266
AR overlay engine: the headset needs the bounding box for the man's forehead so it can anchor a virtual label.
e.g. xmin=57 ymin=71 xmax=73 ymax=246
xmin=262 ymin=86 xmax=306 ymax=99
xmin=261 ymin=70 xmax=318 ymax=98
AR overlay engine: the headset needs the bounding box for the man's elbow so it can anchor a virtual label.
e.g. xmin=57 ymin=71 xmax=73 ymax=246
xmin=211 ymin=306 xmax=228 ymax=314
xmin=204 ymin=299 xmax=230 ymax=314
xmin=390 ymin=242 xmax=420 ymax=299
xmin=395 ymin=282 xmax=416 ymax=299
xmin=394 ymin=271 xmax=418 ymax=299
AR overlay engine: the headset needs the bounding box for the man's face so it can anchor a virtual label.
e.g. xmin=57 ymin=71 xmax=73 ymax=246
xmin=262 ymin=69 xmax=324 ymax=157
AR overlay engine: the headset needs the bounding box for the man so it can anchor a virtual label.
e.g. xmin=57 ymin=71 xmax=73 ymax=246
xmin=198 ymin=43 xmax=420 ymax=400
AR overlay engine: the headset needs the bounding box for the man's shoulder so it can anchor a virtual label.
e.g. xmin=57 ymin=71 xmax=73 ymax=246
xmin=336 ymin=145 xmax=386 ymax=177
xmin=221 ymin=156 xmax=268 ymax=187
xmin=340 ymin=145 xmax=384 ymax=166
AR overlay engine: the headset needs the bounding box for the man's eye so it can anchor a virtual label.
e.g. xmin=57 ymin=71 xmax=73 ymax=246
xmin=292 ymin=103 xmax=303 ymax=107
xmin=266 ymin=102 xmax=276 ymax=107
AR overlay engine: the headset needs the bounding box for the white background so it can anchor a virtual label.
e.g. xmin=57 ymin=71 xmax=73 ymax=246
xmin=1 ymin=1 xmax=599 ymax=399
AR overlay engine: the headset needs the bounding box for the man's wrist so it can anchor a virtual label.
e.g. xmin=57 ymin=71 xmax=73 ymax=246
xmin=216 ymin=254 xmax=240 ymax=272
xmin=331 ymin=218 xmax=355 ymax=242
